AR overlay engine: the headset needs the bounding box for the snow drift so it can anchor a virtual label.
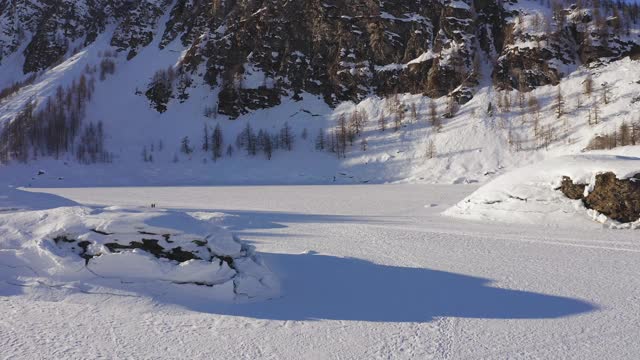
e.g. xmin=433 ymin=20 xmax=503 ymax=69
xmin=444 ymin=154 xmax=640 ymax=228
xmin=0 ymin=186 xmax=279 ymax=302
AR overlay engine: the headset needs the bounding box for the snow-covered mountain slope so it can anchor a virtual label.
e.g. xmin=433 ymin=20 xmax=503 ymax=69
xmin=0 ymin=0 xmax=639 ymax=186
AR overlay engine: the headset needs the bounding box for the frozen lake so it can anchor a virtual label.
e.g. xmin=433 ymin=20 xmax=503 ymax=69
xmin=5 ymin=184 xmax=640 ymax=359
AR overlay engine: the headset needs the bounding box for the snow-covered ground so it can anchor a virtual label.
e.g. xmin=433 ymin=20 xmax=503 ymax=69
xmin=445 ymin=153 xmax=640 ymax=227
xmin=2 ymin=184 xmax=639 ymax=359
xmin=0 ymin=186 xmax=279 ymax=308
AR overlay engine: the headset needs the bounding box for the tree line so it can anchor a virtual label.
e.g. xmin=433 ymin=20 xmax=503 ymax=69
xmin=586 ymin=120 xmax=640 ymax=150
xmin=0 ymin=57 xmax=115 ymax=164
xmin=171 ymin=121 xmax=297 ymax=162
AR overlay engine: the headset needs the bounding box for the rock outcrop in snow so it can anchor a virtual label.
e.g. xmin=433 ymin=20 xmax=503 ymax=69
xmin=560 ymin=171 xmax=640 ymax=223
xmin=0 ymin=187 xmax=279 ymax=302
xmin=444 ymin=154 xmax=640 ymax=228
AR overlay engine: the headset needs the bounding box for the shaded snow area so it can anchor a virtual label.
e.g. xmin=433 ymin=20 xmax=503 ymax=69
xmin=445 ymin=153 xmax=640 ymax=228
xmin=0 ymin=187 xmax=278 ymax=303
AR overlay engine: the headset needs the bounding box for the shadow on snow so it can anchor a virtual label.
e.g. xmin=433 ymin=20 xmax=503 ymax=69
xmin=164 ymin=252 xmax=596 ymax=322
xmin=0 ymin=191 xmax=597 ymax=323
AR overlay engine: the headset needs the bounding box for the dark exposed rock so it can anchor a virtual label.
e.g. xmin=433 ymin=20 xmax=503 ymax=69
xmin=559 ymin=176 xmax=586 ymax=200
xmin=51 ymin=231 xmax=243 ymax=284
xmin=104 ymin=239 xmax=200 ymax=262
xmin=177 ymin=0 xmax=483 ymax=118
xmin=559 ymin=172 xmax=640 ymax=223
xmin=21 ymin=0 xmax=106 ymax=73
xmin=110 ymin=0 xmax=173 ymax=60
xmin=53 ymin=232 xmax=238 ymax=265
xmin=54 ymin=235 xmax=93 ymax=264
xmin=584 ymin=172 xmax=640 ymax=223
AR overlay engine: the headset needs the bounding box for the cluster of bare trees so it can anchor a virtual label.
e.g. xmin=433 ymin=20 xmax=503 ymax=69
xmin=142 ymin=140 xmax=164 ymax=163
xmin=494 ymin=66 xmax=620 ymax=152
xmin=316 ymin=109 xmax=370 ymax=158
xmin=583 ymin=75 xmax=610 ymax=127
xmin=376 ymin=96 xmax=406 ymax=132
xmin=233 ymin=122 xmax=295 ymax=159
xmin=587 ymin=0 xmax=640 ymax=37
xmin=0 ymin=71 xmax=111 ymax=164
xmin=76 ymin=121 xmax=110 ymax=163
xmin=493 ymin=86 xmax=555 ymax=151
xmin=171 ymin=121 xmax=300 ymax=163
xmin=586 ymin=120 xmax=640 ymax=150
xmin=179 ymin=124 xmax=225 ymax=161
xmin=312 ymin=99 xmax=445 ymax=159
xmin=0 ymin=51 xmax=120 ymax=164
xmin=497 ymin=91 xmax=513 ymax=113
xmin=377 ymin=96 xmax=446 ymax=133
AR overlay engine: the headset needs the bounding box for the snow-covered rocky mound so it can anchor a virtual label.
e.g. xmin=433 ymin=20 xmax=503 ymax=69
xmin=444 ymin=154 xmax=640 ymax=228
xmin=0 ymin=187 xmax=279 ymax=302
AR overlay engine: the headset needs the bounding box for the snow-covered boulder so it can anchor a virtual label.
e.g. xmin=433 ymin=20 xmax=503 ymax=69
xmin=444 ymin=155 xmax=640 ymax=228
xmin=0 ymin=188 xmax=279 ymax=302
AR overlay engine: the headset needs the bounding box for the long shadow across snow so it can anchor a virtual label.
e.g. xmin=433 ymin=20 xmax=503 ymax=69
xmin=138 ymin=208 xmax=597 ymax=322
xmin=163 ymin=252 xmax=596 ymax=322
xmin=0 ymin=197 xmax=597 ymax=323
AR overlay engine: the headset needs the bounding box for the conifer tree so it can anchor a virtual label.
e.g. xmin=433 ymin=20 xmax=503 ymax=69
xmin=315 ymin=128 xmax=325 ymax=150
xmin=280 ymin=122 xmax=294 ymax=151
xmin=602 ymin=82 xmax=610 ymax=104
xmin=202 ymin=124 xmax=210 ymax=152
xmin=555 ymin=87 xmax=565 ymax=118
xmin=429 ymin=99 xmax=441 ymax=132
xmin=181 ymin=136 xmax=193 ymax=155
xmin=212 ymin=123 xmax=223 ymax=161
xmin=378 ymin=114 xmax=386 ymax=132
xmin=584 ymin=74 xmax=593 ymax=95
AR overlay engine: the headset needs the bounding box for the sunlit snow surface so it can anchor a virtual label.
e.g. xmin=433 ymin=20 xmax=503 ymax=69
xmin=1 ymin=184 xmax=639 ymax=358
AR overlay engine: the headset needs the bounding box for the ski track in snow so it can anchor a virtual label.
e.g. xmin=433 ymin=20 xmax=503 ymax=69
xmin=0 ymin=184 xmax=635 ymax=359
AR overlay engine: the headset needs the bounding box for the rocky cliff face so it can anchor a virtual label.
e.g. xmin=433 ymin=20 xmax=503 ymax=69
xmin=494 ymin=4 xmax=640 ymax=92
xmin=1 ymin=0 xmax=639 ymax=118
xmin=172 ymin=0 xmax=484 ymax=117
